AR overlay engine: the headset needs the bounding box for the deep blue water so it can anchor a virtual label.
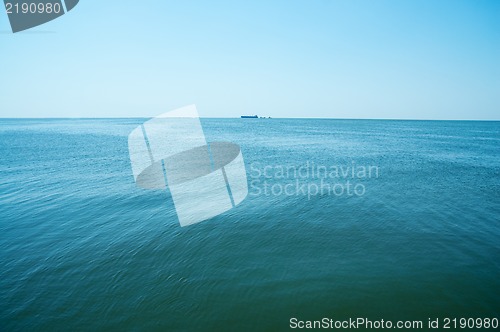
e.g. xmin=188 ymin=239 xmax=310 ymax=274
xmin=0 ymin=119 xmax=499 ymax=331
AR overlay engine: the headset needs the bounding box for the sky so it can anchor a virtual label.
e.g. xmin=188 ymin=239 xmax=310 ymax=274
xmin=0 ymin=0 xmax=499 ymax=119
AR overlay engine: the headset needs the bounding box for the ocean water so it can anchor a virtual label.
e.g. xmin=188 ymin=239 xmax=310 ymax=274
xmin=0 ymin=118 xmax=499 ymax=331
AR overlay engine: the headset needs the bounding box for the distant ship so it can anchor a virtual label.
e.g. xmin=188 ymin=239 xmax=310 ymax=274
xmin=241 ymin=115 xmax=258 ymax=118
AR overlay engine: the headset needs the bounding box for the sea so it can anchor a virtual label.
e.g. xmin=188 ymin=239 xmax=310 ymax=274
xmin=0 ymin=118 xmax=499 ymax=331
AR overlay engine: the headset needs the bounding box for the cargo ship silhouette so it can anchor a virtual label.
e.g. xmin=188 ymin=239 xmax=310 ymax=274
xmin=241 ymin=115 xmax=258 ymax=118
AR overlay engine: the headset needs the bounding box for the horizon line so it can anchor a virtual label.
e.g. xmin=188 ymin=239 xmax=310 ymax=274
xmin=0 ymin=117 xmax=499 ymax=122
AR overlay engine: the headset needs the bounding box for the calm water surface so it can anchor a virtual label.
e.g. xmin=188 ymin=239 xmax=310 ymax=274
xmin=0 ymin=119 xmax=499 ymax=331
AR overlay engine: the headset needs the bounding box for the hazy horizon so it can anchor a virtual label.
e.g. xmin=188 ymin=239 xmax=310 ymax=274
xmin=1 ymin=116 xmax=499 ymax=121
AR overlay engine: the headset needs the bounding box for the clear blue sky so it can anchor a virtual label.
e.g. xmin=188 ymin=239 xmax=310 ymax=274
xmin=1 ymin=0 xmax=499 ymax=119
